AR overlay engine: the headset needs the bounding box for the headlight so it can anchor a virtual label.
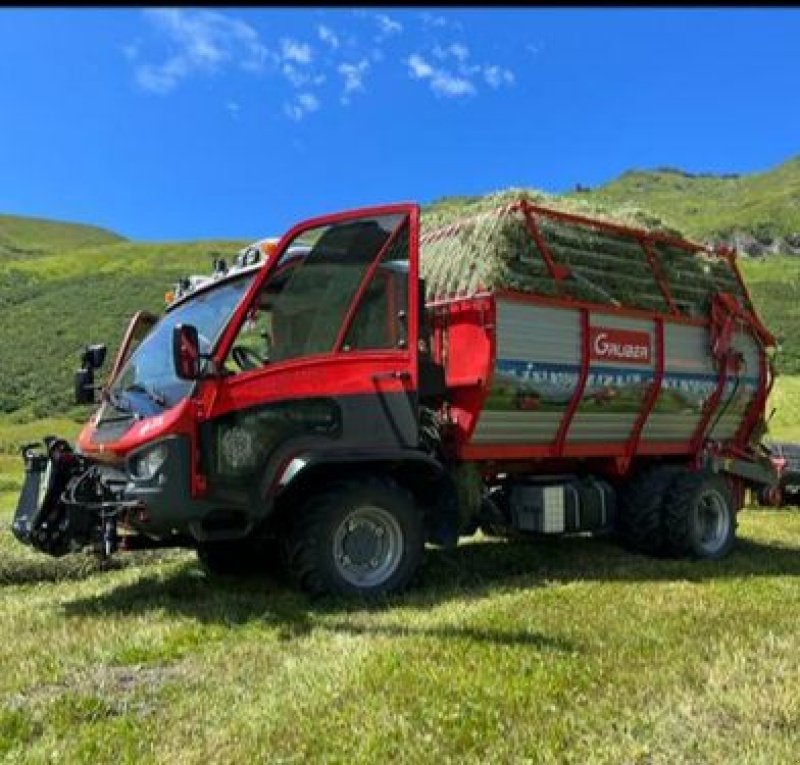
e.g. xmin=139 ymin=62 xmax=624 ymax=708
xmin=129 ymin=442 xmax=169 ymax=481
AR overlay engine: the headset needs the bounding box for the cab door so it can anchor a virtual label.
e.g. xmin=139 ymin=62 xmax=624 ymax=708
xmin=199 ymin=204 xmax=421 ymax=491
xmin=107 ymin=310 xmax=159 ymax=384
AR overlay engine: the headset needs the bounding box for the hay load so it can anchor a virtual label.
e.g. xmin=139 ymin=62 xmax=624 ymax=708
xmin=419 ymin=190 xmax=752 ymax=318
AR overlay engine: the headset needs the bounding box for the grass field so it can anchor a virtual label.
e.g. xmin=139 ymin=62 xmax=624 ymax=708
xmin=0 ymin=495 xmax=798 ymax=763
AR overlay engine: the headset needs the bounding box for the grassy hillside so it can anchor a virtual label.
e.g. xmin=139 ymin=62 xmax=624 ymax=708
xmin=0 ymin=238 xmax=246 ymax=417
xmin=573 ymin=156 xmax=800 ymax=243
xmin=430 ymin=156 xmax=800 ymax=256
xmin=0 ymin=214 xmax=124 ymax=260
xmin=739 ymin=256 xmax=800 ymax=374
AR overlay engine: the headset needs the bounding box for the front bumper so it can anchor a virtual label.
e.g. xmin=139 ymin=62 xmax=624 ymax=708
xmin=12 ymin=435 xmax=244 ymax=558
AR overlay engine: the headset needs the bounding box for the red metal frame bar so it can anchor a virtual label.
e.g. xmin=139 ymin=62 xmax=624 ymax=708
xmin=622 ymin=317 xmax=665 ymax=469
xmin=520 ymin=201 xmax=572 ymax=282
xmin=553 ymin=308 xmax=590 ymax=457
xmin=734 ymin=351 xmax=773 ymax=449
xmin=513 ymin=200 xmax=709 ymax=254
xmin=689 ymin=358 xmax=731 ymax=457
xmin=214 ymin=202 xmax=419 ymax=368
xmin=334 ymin=216 xmax=409 ymax=351
xmin=422 ymin=198 xmax=712 ymax=256
xmin=640 ymin=239 xmax=679 ymax=315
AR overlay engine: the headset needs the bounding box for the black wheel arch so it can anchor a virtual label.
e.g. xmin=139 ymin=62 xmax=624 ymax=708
xmin=262 ymin=448 xmax=448 ymax=533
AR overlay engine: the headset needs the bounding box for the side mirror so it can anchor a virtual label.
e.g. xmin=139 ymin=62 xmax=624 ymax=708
xmin=74 ymin=343 xmax=106 ymax=404
xmin=74 ymin=368 xmax=96 ymax=404
xmin=173 ymin=324 xmax=201 ymax=380
xmin=82 ymin=344 xmax=107 ymax=370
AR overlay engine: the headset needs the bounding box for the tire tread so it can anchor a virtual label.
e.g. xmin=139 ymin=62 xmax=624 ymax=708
xmin=285 ymin=476 xmax=422 ymax=598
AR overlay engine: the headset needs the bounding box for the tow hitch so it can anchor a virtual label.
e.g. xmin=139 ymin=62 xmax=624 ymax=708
xmin=13 ymin=437 xmax=129 ymax=558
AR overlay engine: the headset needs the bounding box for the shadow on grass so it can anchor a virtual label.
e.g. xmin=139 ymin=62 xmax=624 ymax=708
xmin=60 ymin=532 xmax=800 ymax=644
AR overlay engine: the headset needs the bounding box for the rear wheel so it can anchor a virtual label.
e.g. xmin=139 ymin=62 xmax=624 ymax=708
xmin=757 ymin=484 xmax=783 ymax=508
xmin=286 ymin=477 xmax=424 ymax=598
xmin=617 ymin=465 xmax=682 ymax=555
xmin=663 ymin=472 xmax=737 ymax=559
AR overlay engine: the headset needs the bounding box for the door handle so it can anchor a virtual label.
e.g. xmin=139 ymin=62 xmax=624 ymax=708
xmin=371 ymin=370 xmax=411 ymax=382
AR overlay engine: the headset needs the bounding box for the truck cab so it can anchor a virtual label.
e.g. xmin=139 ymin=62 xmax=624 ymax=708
xmin=15 ymin=204 xmax=448 ymax=597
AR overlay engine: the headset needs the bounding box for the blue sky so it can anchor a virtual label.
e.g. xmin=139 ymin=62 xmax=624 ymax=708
xmin=0 ymin=7 xmax=798 ymax=241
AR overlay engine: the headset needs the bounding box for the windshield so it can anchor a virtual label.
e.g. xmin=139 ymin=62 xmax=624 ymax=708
xmin=104 ymin=274 xmax=256 ymax=418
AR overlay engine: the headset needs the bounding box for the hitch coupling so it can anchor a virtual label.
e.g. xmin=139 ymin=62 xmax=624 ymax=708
xmin=13 ymin=437 xmax=132 ymax=558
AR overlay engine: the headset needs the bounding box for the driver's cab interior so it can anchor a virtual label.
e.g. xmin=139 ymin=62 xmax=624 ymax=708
xmin=225 ymin=215 xmax=410 ymax=375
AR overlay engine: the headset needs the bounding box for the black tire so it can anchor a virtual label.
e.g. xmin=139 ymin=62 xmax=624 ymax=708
xmin=617 ymin=465 xmax=683 ymax=556
xmin=285 ymin=477 xmax=424 ymax=598
xmin=757 ymin=484 xmax=782 ymax=508
xmin=779 ymin=472 xmax=800 ymax=507
xmin=197 ymin=537 xmax=284 ymax=577
xmin=663 ymin=471 xmax=737 ymax=559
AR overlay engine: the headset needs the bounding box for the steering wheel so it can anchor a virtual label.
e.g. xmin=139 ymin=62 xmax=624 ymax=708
xmin=232 ymin=345 xmax=265 ymax=371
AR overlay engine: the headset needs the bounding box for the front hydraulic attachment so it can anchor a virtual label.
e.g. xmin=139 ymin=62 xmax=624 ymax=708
xmin=13 ymin=437 xmax=129 ymax=557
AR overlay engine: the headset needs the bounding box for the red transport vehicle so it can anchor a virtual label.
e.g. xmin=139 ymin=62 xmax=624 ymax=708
xmin=13 ymin=201 xmax=779 ymax=597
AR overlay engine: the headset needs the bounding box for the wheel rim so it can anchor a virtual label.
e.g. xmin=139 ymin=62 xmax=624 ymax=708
xmin=332 ymin=505 xmax=404 ymax=588
xmin=694 ymin=489 xmax=731 ymax=554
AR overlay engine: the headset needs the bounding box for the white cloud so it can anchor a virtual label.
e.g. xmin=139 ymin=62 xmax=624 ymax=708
xmin=407 ymin=40 xmax=515 ymax=98
xmin=375 ymin=13 xmax=403 ymax=36
xmin=131 ymin=9 xmax=269 ymax=94
xmin=406 ymin=54 xmax=475 ymax=98
xmin=136 ymin=58 xmax=189 ymax=95
xmin=419 ymin=12 xmax=463 ymax=32
xmin=281 ymin=62 xmax=310 ymax=88
xmin=433 ymin=43 xmax=470 ymax=62
xmin=483 ymin=65 xmax=515 ymax=89
xmin=129 ymin=8 xmax=516 ymax=116
xmin=317 ymin=24 xmax=339 ymax=49
xmin=407 ymin=54 xmax=434 ymax=80
xmin=338 ymin=59 xmax=370 ymax=104
xmin=281 ymin=62 xmax=326 ymax=89
xmin=449 ymin=43 xmax=469 ymax=62
xmin=420 ymin=12 xmax=447 ymax=29
xmin=431 ymin=73 xmax=475 ymax=97
xmin=280 ymin=37 xmax=313 ymax=65
xmin=284 ymin=92 xmax=320 ymax=121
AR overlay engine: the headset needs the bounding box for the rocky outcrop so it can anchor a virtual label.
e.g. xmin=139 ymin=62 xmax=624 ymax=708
xmin=709 ymin=231 xmax=800 ymax=259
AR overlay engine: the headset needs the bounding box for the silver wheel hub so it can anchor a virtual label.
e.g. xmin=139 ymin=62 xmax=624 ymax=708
xmin=332 ymin=505 xmax=403 ymax=587
xmin=694 ymin=489 xmax=730 ymax=554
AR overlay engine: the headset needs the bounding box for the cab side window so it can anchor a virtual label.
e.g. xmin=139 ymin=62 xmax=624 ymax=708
xmin=225 ymin=213 xmax=409 ymax=373
xmin=343 ymin=222 xmax=409 ymax=352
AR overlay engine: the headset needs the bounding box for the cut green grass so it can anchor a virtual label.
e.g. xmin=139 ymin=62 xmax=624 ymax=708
xmin=1 ymin=488 xmax=799 ymax=763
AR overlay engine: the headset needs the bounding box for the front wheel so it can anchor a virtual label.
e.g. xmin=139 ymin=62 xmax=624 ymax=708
xmin=286 ymin=477 xmax=424 ymax=598
xmin=663 ymin=472 xmax=738 ymax=559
